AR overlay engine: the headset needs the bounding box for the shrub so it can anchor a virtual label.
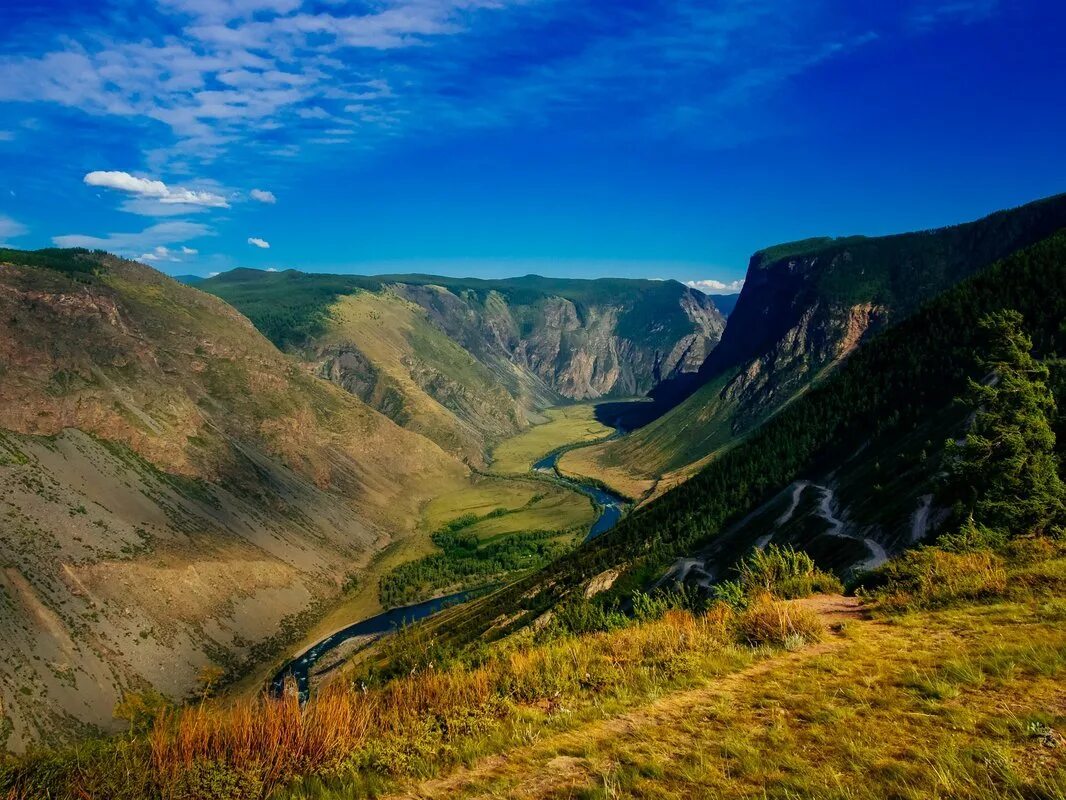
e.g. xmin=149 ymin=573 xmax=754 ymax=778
xmin=174 ymin=760 xmax=264 ymax=800
xmin=550 ymin=598 xmax=628 ymax=635
xmin=873 ymin=547 xmax=1007 ymax=612
xmin=710 ymin=579 xmax=747 ymax=610
xmin=738 ymin=594 xmax=825 ymax=646
xmin=114 ymin=689 xmax=172 ymax=734
xmin=937 ymin=518 xmax=1009 ymax=553
xmin=735 ymin=544 xmax=843 ymax=599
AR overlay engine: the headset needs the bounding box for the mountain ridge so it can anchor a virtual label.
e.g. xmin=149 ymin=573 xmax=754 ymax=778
xmin=576 ymin=191 xmax=1066 ymax=488
xmin=199 ymin=269 xmax=725 ymax=461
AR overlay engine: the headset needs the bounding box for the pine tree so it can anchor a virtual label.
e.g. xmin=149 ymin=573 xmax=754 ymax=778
xmin=948 ymin=310 xmax=1064 ymax=536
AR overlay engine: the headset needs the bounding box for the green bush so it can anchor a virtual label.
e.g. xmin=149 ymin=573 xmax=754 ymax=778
xmin=873 ymin=547 xmax=1007 ymax=611
xmin=735 ymin=544 xmax=843 ymax=599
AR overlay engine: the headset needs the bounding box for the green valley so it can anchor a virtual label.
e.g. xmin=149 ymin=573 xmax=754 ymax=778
xmin=1 ymin=194 xmax=1064 ymax=800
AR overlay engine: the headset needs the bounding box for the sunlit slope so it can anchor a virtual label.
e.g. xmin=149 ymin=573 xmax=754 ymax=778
xmin=0 ymin=249 xmax=466 ymax=750
xmin=314 ymin=290 xmax=531 ymax=463
xmin=576 ymin=192 xmax=1066 ymax=490
xmin=201 ymin=270 xmax=726 ymax=461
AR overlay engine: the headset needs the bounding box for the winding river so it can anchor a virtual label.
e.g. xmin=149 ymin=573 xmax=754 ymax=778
xmin=270 ymin=440 xmax=628 ymax=699
xmin=531 ymin=449 xmax=627 ymax=541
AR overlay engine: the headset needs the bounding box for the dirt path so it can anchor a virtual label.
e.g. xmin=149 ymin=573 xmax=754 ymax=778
xmin=386 ymin=595 xmax=865 ymax=800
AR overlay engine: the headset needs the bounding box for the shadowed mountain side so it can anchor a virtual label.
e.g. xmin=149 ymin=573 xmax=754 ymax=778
xmin=585 ymin=192 xmax=1066 ymax=479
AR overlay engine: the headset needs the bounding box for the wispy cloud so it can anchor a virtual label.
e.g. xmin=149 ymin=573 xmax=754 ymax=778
xmin=0 ymin=214 xmax=28 ymax=244
xmin=685 ymin=278 xmax=745 ymax=295
xmin=248 ymin=236 xmax=270 ymax=248
xmin=250 ymin=188 xmax=276 ymax=203
xmin=0 ymin=0 xmax=1002 ymax=171
xmin=53 ymin=220 xmax=212 ymax=256
xmin=909 ymin=0 xmax=999 ymax=30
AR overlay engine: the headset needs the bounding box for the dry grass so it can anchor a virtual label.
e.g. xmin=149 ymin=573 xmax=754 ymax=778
xmin=1 ymin=604 xmax=761 ymax=799
xmin=6 ymin=543 xmax=1064 ymax=800
xmin=379 ymin=599 xmax=1066 ymax=800
xmin=737 ymin=593 xmax=825 ymax=647
xmin=875 ymin=548 xmax=1009 ymax=612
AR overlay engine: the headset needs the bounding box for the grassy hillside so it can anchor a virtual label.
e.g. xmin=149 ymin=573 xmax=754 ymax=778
xmin=0 ymin=250 xmax=468 ymax=750
xmin=3 ymin=536 xmax=1062 ymax=799
xmin=200 ymin=270 xmax=724 ymax=459
xmin=583 ymin=192 xmax=1066 ymax=486
xmin=313 ymin=290 xmax=530 ymax=464
xmin=430 ymin=230 xmax=1066 ymax=646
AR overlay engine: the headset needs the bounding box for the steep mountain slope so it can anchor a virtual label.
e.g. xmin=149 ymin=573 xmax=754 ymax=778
xmin=707 ymin=292 xmax=740 ymax=317
xmin=0 ymin=249 xmax=466 ymax=750
xmin=200 ymin=271 xmax=725 ymax=460
xmin=434 ymin=230 xmax=1066 ymax=647
xmin=573 ymin=192 xmax=1066 ymax=489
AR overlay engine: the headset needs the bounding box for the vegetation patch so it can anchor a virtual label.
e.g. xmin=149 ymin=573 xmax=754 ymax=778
xmin=379 ymin=512 xmax=572 ymax=607
xmin=0 ymin=247 xmax=104 ymax=276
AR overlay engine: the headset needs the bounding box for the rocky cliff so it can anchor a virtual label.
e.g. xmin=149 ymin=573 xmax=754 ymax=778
xmin=577 ymin=192 xmax=1066 ymax=485
xmin=202 ymin=272 xmax=726 ymax=460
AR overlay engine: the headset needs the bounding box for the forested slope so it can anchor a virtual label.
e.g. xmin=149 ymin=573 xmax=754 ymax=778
xmin=578 ymin=192 xmax=1066 ymax=486
xmin=433 ymin=230 xmax=1066 ymax=647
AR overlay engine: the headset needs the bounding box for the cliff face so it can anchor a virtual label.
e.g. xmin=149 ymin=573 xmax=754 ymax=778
xmin=390 ymin=278 xmax=725 ymax=401
xmin=585 ymin=192 xmax=1066 ymax=483
xmin=203 ymin=272 xmax=726 ymax=459
xmin=703 ymin=192 xmax=1066 ymax=398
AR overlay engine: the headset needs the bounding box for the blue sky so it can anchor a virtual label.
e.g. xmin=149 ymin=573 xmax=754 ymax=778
xmin=0 ymin=0 xmax=1063 ymax=291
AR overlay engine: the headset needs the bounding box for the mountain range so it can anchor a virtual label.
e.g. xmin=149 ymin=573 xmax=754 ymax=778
xmin=0 ymin=192 xmax=1063 ymax=759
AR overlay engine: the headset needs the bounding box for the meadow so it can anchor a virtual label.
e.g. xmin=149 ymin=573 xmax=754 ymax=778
xmin=4 ymin=540 xmax=1062 ymax=800
xmin=489 ymin=403 xmax=615 ymax=475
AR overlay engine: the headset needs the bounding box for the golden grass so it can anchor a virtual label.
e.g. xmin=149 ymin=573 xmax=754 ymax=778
xmin=737 ymin=593 xmax=825 ymax=646
xmin=556 ymin=441 xmax=656 ymax=500
xmin=489 ymin=404 xmax=613 ymax=475
xmin=7 ymin=544 xmax=1064 ymax=800
xmin=875 ymin=548 xmax=1009 ymax=612
xmin=1 ymin=605 xmax=761 ymax=799
xmin=378 ymin=599 xmax=1066 ymax=800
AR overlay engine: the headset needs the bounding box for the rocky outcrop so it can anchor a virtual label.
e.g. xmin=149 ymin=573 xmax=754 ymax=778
xmin=591 ymin=191 xmax=1066 ymax=481
xmin=393 ymin=280 xmax=725 ymax=401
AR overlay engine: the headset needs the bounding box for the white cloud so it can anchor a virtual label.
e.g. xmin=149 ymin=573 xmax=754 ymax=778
xmin=137 ymin=245 xmax=202 ymax=263
xmin=53 ymin=220 xmax=212 ymax=256
xmin=0 ymin=214 xmax=28 ymax=243
xmin=685 ymin=278 xmax=745 ymax=295
xmin=208 ymin=271 xmax=220 ymax=277
xmin=250 ymin=188 xmax=276 ymax=203
xmin=0 ymin=131 xmax=13 ymax=142
xmin=265 ymin=267 xmax=278 ymax=271
xmin=84 ymin=171 xmax=230 ymax=208
xmin=247 ymin=236 xmax=270 ymax=248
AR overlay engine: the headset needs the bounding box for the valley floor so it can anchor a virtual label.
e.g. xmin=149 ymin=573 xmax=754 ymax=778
xmin=236 ymin=404 xmax=611 ymax=696
xmin=309 ymin=595 xmax=1065 ymax=800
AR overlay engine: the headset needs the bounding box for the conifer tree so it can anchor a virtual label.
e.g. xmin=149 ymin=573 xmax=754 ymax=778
xmin=948 ymin=310 xmax=1063 ymax=536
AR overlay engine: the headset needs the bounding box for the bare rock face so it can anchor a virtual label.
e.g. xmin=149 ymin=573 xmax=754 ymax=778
xmin=393 ymin=281 xmax=725 ymax=401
